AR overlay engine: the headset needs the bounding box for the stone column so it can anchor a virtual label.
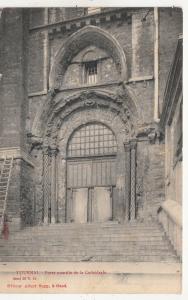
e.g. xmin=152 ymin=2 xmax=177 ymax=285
xmin=124 ymin=142 xmax=131 ymax=221
xmin=130 ymin=140 xmax=137 ymax=220
xmin=43 ymin=146 xmax=50 ymax=224
xmin=87 ymin=187 xmax=93 ymax=222
xmin=57 ymin=156 xmax=66 ymax=223
xmin=49 ymin=148 xmax=58 ymax=224
xmin=50 ymin=148 xmax=58 ymax=224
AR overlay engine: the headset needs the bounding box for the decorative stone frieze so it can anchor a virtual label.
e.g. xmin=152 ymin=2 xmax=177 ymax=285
xmin=47 ymin=8 xmax=132 ymax=39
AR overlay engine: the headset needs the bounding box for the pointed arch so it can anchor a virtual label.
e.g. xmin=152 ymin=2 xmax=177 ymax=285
xmin=49 ymin=25 xmax=128 ymax=88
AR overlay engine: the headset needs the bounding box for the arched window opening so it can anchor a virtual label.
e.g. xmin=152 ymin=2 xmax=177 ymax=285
xmin=67 ymin=123 xmax=117 ymax=158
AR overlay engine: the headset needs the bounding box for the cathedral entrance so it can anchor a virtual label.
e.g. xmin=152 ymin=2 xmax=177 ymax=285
xmin=66 ymin=123 xmax=117 ymax=223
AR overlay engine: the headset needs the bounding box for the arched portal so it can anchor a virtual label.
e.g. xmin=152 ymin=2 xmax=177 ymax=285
xmin=66 ymin=122 xmax=117 ymax=223
xmin=39 ymin=100 xmax=137 ymax=225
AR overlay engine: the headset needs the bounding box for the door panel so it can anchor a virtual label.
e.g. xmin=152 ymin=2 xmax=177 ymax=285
xmin=66 ymin=188 xmax=73 ymax=223
xmin=67 ymin=159 xmax=116 ymax=188
xmin=72 ymin=188 xmax=88 ymax=223
xmin=92 ymin=187 xmax=112 ymax=222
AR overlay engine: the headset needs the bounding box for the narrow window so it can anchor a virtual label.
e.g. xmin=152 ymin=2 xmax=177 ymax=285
xmin=85 ymin=61 xmax=98 ymax=84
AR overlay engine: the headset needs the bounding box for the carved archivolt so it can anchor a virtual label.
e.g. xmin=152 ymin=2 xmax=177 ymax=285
xmin=51 ymin=97 xmax=134 ymax=145
xmin=31 ymin=86 xmax=140 ymax=143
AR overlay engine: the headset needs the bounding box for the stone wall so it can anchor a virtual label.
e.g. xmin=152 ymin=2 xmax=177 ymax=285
xmin=159 ymin=8 xmax=182 ymax=113
xmin=0 ymin=8 xmax=29 ymax=149
xmin=0 ymin=157 xmax=34 ymax=230
xmin=144 ymin=143 xmax=165 ymax=219
xmin=31 ymin=147 xmax=44 ymax=225
xmin=6 ymin=159 xmax=21 ymax=230
xmin=165 ymin=95 xmax=182 ymax=205
xmin=158 ymin=35 xmax=182 ymax=257
xmin=20 ymin=160 xmax=35 ymax=226
xmin=135 ymin=141 xmax=165 ymax=221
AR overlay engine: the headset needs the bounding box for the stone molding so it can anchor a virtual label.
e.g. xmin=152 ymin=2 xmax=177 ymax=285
xmin=30 ymin=8 xmax=132 ymax=33
xmin=127 ymin=75 xmax=154 ymax=84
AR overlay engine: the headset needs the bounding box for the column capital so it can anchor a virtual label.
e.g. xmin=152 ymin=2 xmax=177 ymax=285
xmin=124 ymin=141 xmax=131 ymax=152
xmin=130 ymin=139 xmax=137 ymax=150
xmin=43 ymin=146 xmax=49 ymax=155
xmin=43 ymin=136 xmax=50 ymax=155
xmin=49 ymin=147 xmax=59 ymax=157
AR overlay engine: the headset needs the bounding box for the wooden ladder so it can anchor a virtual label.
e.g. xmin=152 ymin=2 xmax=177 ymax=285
xmin=0 ymin=156 xmax=13 ymax=228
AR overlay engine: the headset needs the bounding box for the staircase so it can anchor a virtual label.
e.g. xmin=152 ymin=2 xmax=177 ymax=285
xmin=0 ymin=157 xmax=13 ymax=228
xmin=0 ymin=221 xmax=179 ymax=262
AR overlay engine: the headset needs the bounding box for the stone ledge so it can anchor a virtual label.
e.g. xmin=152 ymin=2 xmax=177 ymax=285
xmin=128 ymin=75 xmax=154 ymax=83
xmin=59 ymin=80 xmax=122 ymax=92
xmin=28 ymin=89 xmax=48 ymax=98
xmin=0 ymin=147 xmax=35 ymax=168
xmin=28 ymin=81 xmax=122 ymax=97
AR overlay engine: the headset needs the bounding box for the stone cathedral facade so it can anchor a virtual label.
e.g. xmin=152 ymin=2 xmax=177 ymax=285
xmin=0 ymin=7 xmax=182 ymax=262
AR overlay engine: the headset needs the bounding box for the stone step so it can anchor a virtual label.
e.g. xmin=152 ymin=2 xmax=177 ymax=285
xmin=24 ymin=222 xmax=159 ymax=227
xmin=0 ymin=250 xmax=176 ymax=257
xmin=26 ymin=224 xmax=161 ymax=228
xmin=0 ymin=240 xmax=170 ymax=249
xmin=0 ymin=221 xmax=178 ymax=263
xmin=14 ymin=232 xmax=163 ymax=239
xmin=0 ymin=241 xmax=172 ymax=249
xmin=0 ymin=255 xmax=178 ymax=262
xmin=4 ymin=236 xmax=166 ymax=243
xmin=4 ymin=241 xmax=166 ymax=248
xmin=24 ymin=228 xmax=162 ymax=234
xmin=25 ymin=223 xmax=160 ymax=228
xmin=3 ymin=231 xmax=166 ymax=238
xmin=0 ymin=247 xmax=172 ymax=255
xmin=8 ymin=226 xmax=163 ymax=233
xmin=6 ymin=226 xmax=163 ymax=233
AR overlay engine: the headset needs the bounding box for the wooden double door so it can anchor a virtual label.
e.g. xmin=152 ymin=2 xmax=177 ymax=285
xmin=66 ymin=186 xmax=113 ymax=223
xmin=66 ymin=156 xmax=116 ymax=223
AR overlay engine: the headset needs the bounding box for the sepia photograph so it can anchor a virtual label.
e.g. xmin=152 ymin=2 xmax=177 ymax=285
xmin=0 ymin=5 xmax=183 ymax=293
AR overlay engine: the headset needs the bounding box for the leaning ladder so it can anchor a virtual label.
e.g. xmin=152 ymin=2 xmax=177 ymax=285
xmin=0 ymin=156 xmax=13 ymax=229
